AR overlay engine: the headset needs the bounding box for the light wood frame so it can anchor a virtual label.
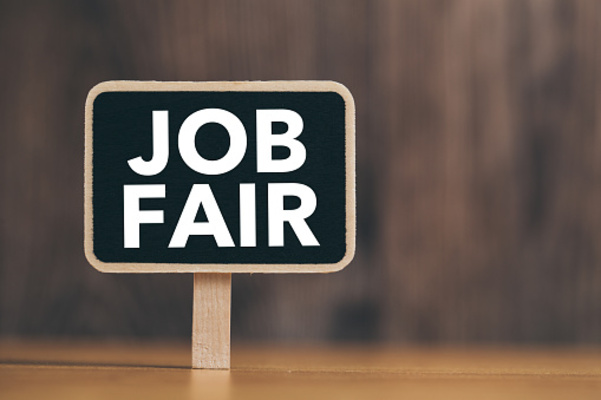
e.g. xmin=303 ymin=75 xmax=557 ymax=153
xmin=84 ymin=81 xmax=355 ymax=273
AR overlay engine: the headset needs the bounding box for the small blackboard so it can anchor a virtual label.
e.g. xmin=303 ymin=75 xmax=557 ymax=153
xmin=84 ymin=81 xmax=355 ymax=273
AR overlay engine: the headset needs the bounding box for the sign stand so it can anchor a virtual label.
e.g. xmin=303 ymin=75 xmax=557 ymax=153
xmin=85 ymin=80 xmax=355 ymax=370
xmin=192 ymin=273 xmax=231 ymax=369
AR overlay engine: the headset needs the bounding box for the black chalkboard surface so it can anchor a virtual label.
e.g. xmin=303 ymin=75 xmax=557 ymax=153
xmin=84 ymin=81 xmax=355 ymax=273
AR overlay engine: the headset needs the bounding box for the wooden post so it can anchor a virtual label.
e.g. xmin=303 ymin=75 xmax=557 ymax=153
xmin=192 ymin=273 xmax=231 ymax=369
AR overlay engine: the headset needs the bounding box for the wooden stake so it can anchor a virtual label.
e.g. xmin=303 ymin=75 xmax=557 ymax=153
xmin=192 ymin=273 xmax=231 ymax=369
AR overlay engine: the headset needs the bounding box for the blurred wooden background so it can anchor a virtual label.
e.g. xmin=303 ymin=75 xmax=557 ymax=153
xmin=1 ymin=0 xmax=601 ymax=343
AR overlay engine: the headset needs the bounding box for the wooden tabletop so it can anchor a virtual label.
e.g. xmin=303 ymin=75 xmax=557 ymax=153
xmin=1 ymin=341 xmax=600 ymax=399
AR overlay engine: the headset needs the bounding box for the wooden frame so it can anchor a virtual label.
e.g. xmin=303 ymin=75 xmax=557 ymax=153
xmin=84 ymin=81 xmax=355 ymax=274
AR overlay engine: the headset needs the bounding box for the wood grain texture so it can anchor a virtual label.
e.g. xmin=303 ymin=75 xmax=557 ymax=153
xmin=2 ymin=341 xmax=601 ymax=399
xmin=192 ymin=273 xmax=231 ymax=369
xmin=1 ymin=0 xmax=601 ymax=343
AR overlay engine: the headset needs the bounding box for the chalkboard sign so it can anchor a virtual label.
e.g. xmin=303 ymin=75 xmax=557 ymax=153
xmin=84 ymin=81 xmax=355 ymax=273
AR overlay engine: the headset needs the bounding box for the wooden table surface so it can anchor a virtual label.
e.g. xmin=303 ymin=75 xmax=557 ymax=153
xmin=1 ymin=341 xmax=601 ymax=399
